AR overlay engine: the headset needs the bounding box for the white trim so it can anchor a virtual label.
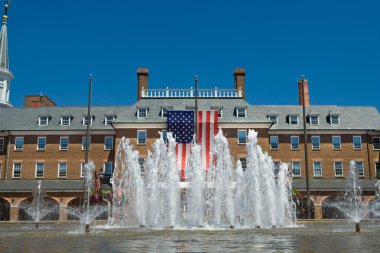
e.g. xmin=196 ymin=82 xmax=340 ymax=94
xmin=59 ymin=136 xmax=69 ymax=150
xmin=80 ymin=163 xmax=86 ymax=178
xmin=330 ymin=115 xmax=340 ymax=125
xmin=332 ymin=136 xmax=341 ymax=150
xmin=267 ymin=114 xmax=278 ymax=125
xmin=12 ymin=163 xmax=22 ymax=178
xmin=269 ymin=135 xmax=279 ymax=150
xmin=60 ymin=116 xmax=71 ymax=126
xmin=137 ymin=130 xmax=147 ymax=145
xmin=14 ymin=136 xmax=24 ymax=151
xmin=82 ymin=136 xmax=91 ymax=150
xmin=104 ymin=116 xmax=115 ymax=125
xmin=82 ymin=116 xmax=93 ymax=126
xmin=35 ymin=162 xmax=45 ymax=178
xmin=309 ymin=115 xmax=319 ymax=125
xmin=352 ymin=136 xmax=362 ymax=150
xmin=37 ymin=136 xmax=46 ymax=151
xmin=137 ymin=108 xmax=148 ymax=119
xmin=355 ymin=161 xmax=365 ymax=177
xmin=38 ymin=116 xmax=49 ymax=126
xmin=311 ymin=136 xmax=320 ymax=150
xmin=373 ymin=137 xmax=380 ymax=150
xmin=292 ymin=161 xmax=301 ymax=177
xmin=236 ymin=107 xmax=247 ymax=118
xmin=58 ymin=162 xmax=67 ymax=178
xmin=313 ymin=161 xmax=323 ymax=177
xmin=290 ymin=136 xmax=299 ymax=150
xmin=334 ymin=161 xmax=344 ymax=177
xmin=289 ymin=115 xmax=299 ymax=125
xmin=104 ymin=136 xmax=113 ymax=150
xmin=237 ymin=129 xmax=247 ymax=144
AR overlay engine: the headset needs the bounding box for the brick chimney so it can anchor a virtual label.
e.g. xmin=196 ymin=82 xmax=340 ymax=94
xmin=137 ymin=68 xmax=149 ymax=100
xmin=233 ymin=68 xmax=246 ymax=99
xmin=24 ymin=95 xmax=56 ymax=108
xmin=298 ymin=76 xmax=310 ymax=106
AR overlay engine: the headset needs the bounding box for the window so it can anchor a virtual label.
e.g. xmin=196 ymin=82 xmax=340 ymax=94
xmin=236 ymin=107 xmax=246 ymax=118
xmin=161 ymin=107 xmax=173 ymax=118
xmin=105 ymin=116 xmax=115 ymax=125
xmin=267 ymin=115 xmax=278 ymax=124
xmin=332 ymin=136 xmax=341 ymax=150
xmin=104 ymin=136 xmax=113 ymax=150
xmin=355 ymin=161 xmax=364 ymax=177
xmin=376 ymin=162 xmax=380 ymax=179
xmin=0 ymin=137 xmax=4 ymax=151
xmin=138 ymin=158 xmax=145 ymax=175
xmin=270 ymin=136 xmax=279 ymax=149
xmin=35 ymin=163 xmax=44 ymax=178
xmin=82 ymin=136 xmax=91 ymax=150
xmin=58 ymin=163 xmax=67 ymax=178
xmin=137 ymin=130 xmax=147 ymax=145
xmin=313 ymin=161 xmax=322 ymax=177
xmin=289 ymin=115 xmax=298 ymax=125
xmin=81 ymin=163 xmax=86 ymax=178
xmin=309 ymin=115 xmax=319 ymax=125
xmin=37 ymin=137 xmax=46 ymax=150
xmin=162 ymin=130 xmax=168 ymax=142
xmin=137 ymin=108 xmax=148 ymax=118
xmin=211 ymin=106 xmax=223 ymax=118
xmin=60 ymin=116 xmax=71 ymax=126
xmin=12 ymin=163 xmax=22 ymax=178
xmin=15 ymin=137 xmax=24 ymax=151
xmin=83 ymin=116 xmax=93 ymax=126
xmin=311 ymin=136 xmax=320 ymax=150
xmin=239 ymin=158 xmax=247 ymax=171
xmin=237 ymin=130 xmax=247 ymax=144
xmin=373 ymin=137 xmax=380 ymax=150
xmin=292 ymin=162 xmax=301 ymax=177
xmin=104 ymin=162 xmax=113 ymax=176
xmin=334 ymin=161 xmax=343 ymax=177
xmin=330 ymin=115 xmax=340 ymax=125
xmin=39 ymin=116 xmax=49 ymax=126
xmin=60 ymin=137 xmax=69 ymax=150
xmin=353 ymin=136 xmax=362 ymax=149
xmin=291 ymin=136 xmax=299 ymax=149
xmin=273 ymin=161 xmax=280 ymax=175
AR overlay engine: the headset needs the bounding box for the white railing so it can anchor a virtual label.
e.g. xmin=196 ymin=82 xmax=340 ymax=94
xmin=141 ymin=87 xmax=242 ymax=98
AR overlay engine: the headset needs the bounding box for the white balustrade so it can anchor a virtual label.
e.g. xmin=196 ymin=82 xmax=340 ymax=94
xmin=141 ymin=87 xmax=242 ymax=98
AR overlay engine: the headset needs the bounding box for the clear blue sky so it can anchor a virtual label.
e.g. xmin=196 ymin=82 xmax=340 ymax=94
xmin=6 ymin=0 xmax=380 ymax=110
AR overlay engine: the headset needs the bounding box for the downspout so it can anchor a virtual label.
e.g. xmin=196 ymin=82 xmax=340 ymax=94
xmin=366 ymin=130 xmax=372 ymax=180
xmin=4 ymin=130 xmax=11 ymax=180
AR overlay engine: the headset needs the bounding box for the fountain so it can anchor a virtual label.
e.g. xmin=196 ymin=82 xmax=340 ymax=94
xmin=20 ymin=180 xmax=58 ymax=228
xmin=108 ymin=129 xmax=296 ymax=228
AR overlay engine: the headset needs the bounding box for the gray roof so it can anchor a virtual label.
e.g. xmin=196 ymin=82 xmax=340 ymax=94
xmin=293 ymin=178 xmax=377 ymax=192
xmin=0 ymin=180 xmax=85 ymax=192
xmin=0 ymin=100 xmax=379 ymax=131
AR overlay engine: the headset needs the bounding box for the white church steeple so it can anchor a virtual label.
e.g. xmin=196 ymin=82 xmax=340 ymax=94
xmin=0 ymin=1 xmax=13 ymax=108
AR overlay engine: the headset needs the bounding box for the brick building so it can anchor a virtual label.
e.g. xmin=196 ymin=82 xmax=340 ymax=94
xmin=0 ymin=4 xmax=380 ymax=221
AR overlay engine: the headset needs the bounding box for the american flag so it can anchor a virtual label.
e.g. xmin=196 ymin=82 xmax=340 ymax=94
xmin=167 ymin=110 xmax=218 ymax=181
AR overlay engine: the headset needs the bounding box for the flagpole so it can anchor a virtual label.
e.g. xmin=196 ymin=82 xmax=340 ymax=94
xmin=84 ymin=73 xmax=92 ymax=233
xmin=195 ymin=74 xmax=198 ymax=143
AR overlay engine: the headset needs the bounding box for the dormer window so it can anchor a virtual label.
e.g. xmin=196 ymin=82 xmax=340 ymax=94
xmin=211 ymin=106 xmax=223 ymax=118
xmin=137 ymin=108 xmax=148 ymax=118
xmin=161 ymin=106 xmax=173 ymax=118
xmin=309 ymin=115 xmax=319 ymax=125
xmin=289 ymin=115 xmax=298 ymax=125
xmin=236 ymin=107 xmax=246 ymax=118
xmin=39 ymin=116 xmax=49 ymax=126
xmin=330 ymin=115 xmax=340 ymax=125
xmin=105 ymin=115 xmax=116 ymax=125
xmin=267 ymin=115 xmax=278 ymax=124
xmin=60 ymin=116 xmax=71 ymax=126
xmin=83 ymin=116 xmax=93 ymax=126
xmin=186 ymin=106 xmax=196 ymax=111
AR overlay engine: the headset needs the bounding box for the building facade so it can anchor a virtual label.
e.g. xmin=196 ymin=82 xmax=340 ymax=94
xmin=0 ymin=5 xmax=380 ymax=221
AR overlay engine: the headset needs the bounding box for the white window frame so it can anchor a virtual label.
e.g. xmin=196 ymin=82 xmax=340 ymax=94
xmin=353 ymin=136 xmax=362 ymax=150
xmin=82 ymin=136 xmax=91 ymax=150
xmin=137 ymin=108 xmax=148 ymax=118
xmin=104 ymin=115 xmax=115 ymax=125
xmin=60 ymin=116 xmax=71 ymax=126
xmin=81 ymin=163 xmax=86 ymax=178
xmin=59 ymin=136 xmax=69 ymax=150
xmin=309 ymin=115 xmax=319 ymax=125
xmin=211 ymin=106 xmax=223 ymax=118
xmin=12 ymin=163 xmax=22 ymax=178
xmin=290 ymin=136 xmax=299 ymax=150
xmin=373 ymin=137 xmax=380 ymax=150
xmin=292 ymin=162 xmax=301 ymax=177
xmin=270 ymin=136 xmax=279 ymax=150
xmin=332 ymin=136 xmax=341 ymax=150
xmin=289 ymin=115 xmax=299 ymax=125
xmin=267 ymin=115 xmax=278 ymax=124
xmin=311 ymin=136 xmax=320 ymax=150
xmin=103 ymin=162 xmax=113 ymax=176
xmin=237 ymin=130 xmax=247 ymax=144
xmin=334 ymin=161 xmax=343 ymax=177
xmin=161 ymin=107 xmax=173 ymax=118
xmin=355 ymin=161 xmax=365 ymax=177
xmin=82 ymin=116 xmax=93 ymax=126
xmin=15 ymin=137 xmax=24 ymax=151
xmin=137 ymin=130 xmax=147 ymax=145
xmin=35 ymin=162 xmax=45 ymax=178
xmin=313 ymin=161 xmax=323 ymax=177
xmin=236 ymin=107 xmax=247 ymax=118
xmin=0 ymin=137 xmax=4 ymax=151
xmin=37 ymin=137 xmax=46 ymax=151
xmin=330 ymin=115 xmax=340 ymax=125
xmin=38 ymin=116 xmax=49 ymax=126
xmin=58 ymin=162 xmax=67 ymax=178
xmin=104 ymin=136 xmax=114 ymax=150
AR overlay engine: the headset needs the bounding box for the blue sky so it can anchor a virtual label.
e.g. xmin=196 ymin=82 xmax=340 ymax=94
xmin=6 ymin=0 xmax=380 ymax=110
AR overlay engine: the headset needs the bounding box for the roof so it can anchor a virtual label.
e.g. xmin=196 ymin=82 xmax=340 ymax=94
xmin=0 ymin=180 xmax=85 ymax=192
xmin=293 ymin=178 xmax=377 ymax=191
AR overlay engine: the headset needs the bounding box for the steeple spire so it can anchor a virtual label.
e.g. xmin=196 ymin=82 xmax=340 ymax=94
xmin=0 ymin=0 xmax=13 ymax=108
